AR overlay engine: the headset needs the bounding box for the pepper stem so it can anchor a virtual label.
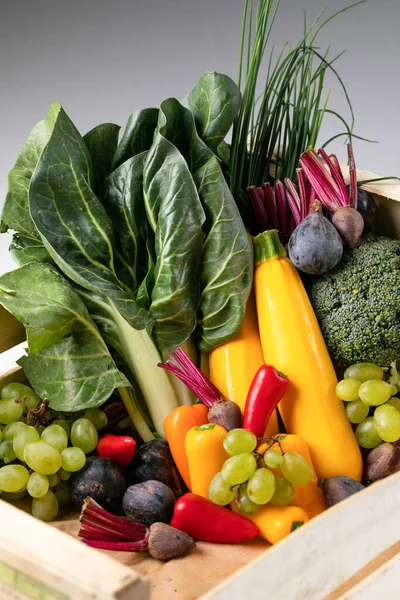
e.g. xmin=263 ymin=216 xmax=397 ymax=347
xmin=253 ymin=230 xmax=287 ymax=266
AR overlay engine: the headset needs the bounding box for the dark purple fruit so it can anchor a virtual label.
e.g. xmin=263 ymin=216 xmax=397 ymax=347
xmin=318 ymin=476 xmax=365 ymax=507
xmin=148 ymin=523 xmax=195 ymax=560
xmin=129 ymin=439 xmax=183 ymax=496
xmin=208 ymin=400 xmax=242 ymax=431
xmin=365 ymin=442 xmax=400 ymax=483
xmin=288 ymin=201 xmax=343 ymax=274
xmin=123 ymin=480 xmax=175 ymax=525
xmin=69 ymin=456 xmax=126 ymax=509
xmin=332 ymin=206 xmax=364 ymax=248
xmin=355 ymin=188 xmax=377 ymax=234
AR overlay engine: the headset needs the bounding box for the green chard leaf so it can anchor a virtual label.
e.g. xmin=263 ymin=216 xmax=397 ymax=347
xmin=183 ymin=71 xmax=241 ymax=151
xmin=112 ymin=108 xmax=159 ymax=170
xmin=157 ymin=98 xmax=253 ymax=351
xmin=28 ymin=103 xmax=152 ymax=332
xmin=135 ymin=234 xmax=155 ymax=310
xmin=83 ymin=123 xmax=120 ymax=196
xmin=9 ymin=234 xmax=54 ymax=266
xmin=0 ymin=263 xmax=129 ymax=412
xmin=143 ymin=132 xmax=206 ymax=348
xmin=102 ymin=152 xmax=149 ymax=294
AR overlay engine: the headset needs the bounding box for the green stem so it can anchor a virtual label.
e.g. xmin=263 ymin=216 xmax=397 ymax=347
xmin=253 ymin=229 xmax=287 ymax=265
xmin=118 ymin=387 xmax=154 ymax=442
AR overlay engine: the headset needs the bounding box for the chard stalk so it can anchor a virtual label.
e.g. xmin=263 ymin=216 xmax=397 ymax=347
xmin=162 ymin=338 xmax=197 ymax=406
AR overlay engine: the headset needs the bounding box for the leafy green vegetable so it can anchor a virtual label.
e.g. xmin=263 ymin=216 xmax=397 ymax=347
xmin=28 ymin=103 xmax=151 ymax=331
xmin=9 ymin=234 xmax=53 ymax=266
xmin=83 ymin=123 xmax=120 ymax=196
xmin=143 ymin=132 xmax=206 ymax=349
xmin=0 ymin=263 xmax=131 ymax=414
xmin=184 ymin=71 xmax=241 ymax=151
xmin=102 ymin=152 xmax=148 ymax=293
xmin=135 ymin=235 xmax=155 ymax=310
xmin=112 ymin=108 xmax=158 ymax=170
xmin=156 ymin=98 xmax=252 ymax=351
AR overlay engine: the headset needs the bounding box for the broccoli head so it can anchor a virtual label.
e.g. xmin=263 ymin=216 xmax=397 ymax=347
xmin=309 ymin=235 xmax=400 ymax=367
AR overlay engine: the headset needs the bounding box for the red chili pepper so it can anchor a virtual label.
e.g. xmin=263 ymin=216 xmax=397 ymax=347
xmin=97 ymin=434 xmax=136 ymax=469
xmin=243 ymin=365 xmax=290 ymax=438
xmin=170 ymin=493 xmax=260 ymax=543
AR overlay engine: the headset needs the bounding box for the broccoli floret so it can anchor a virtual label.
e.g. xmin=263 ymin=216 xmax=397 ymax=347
xmin=309 ymin=235 xmax=400 ymax=367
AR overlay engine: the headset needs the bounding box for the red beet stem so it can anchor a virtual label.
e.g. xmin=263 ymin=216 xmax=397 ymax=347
xmin=347 ymin=143 xmax=358 ymax=209
xmin=299 ymin=150 xmax=343 ymax=212
xmin=83 ymin=539 xmax=149 ymax=552
xmin=80 ymin=498 xmax=148 ymax=540
xmin=248 ymin=186 xmax=271 ymax=232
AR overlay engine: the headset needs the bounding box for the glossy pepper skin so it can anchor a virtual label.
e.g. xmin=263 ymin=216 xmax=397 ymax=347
xmin=232 ymin=502 xmax=309 ymax=545
xmin=185 ymin=424 xmax=229 ymax=499
xmin=171 ymin=493 xmax=260 ymax=543
xmin=253 ymin=230 xmax=362 ymax=481
xmin=163 ymin=404 xmax=209 ymax=489
xmin=97 ymin=434 xmax=136 ymax=469
xmin=209 ymin=292 xmax=279 ymax=436
xmin=258 ymin=434 xmax=326 ymax=518
xmin=243 ymin=365 xmax=289 ymax=438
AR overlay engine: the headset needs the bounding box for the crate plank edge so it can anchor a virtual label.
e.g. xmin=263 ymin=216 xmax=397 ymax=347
xmin=0 ymin=172 xmax=399 ymax=600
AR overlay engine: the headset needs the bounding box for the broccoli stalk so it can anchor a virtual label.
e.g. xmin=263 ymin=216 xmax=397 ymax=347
xmin=309 ymin=235 xmax=400 ymax=367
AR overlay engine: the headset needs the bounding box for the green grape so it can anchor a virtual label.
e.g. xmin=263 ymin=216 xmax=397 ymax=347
xmin=52 ymin=419 xmax=70 ymax=437
xmin=46 ymin=473 xmax=59 ymax=487
xmin=1 ymin=383 xmax=41 ymax=410
xmin=208 ymin=472 xmax=236 ymax=506
xmin=269 ymin=476 xmax=295 ymax=506
xmin=0 ymin=398 xmax=24 ymax=424
xmin=358 ymin=380 xmax=393 ymax=406
xmin=264 ymin=449 xmax=283 ymax=469
xmin=390 ymin=385 xmax=398 ymax=396
xmin=24 ymin=440 xmax=62 ymax=475
xmin=0 ymin=441 xmax=17 ymax=464
xmin=247 ymin=468 xmax=275 ymax=505
xmin=0 ymin=465 xmax=29 ymax=492
xmin=345 ymin=400 xmax=370 ymax=424
xmin=388 ymin=397 xmax=400 ymax=411
xmin=373 ymin=405 xmax=400 ymax=443
xmin=344 ymin=363 xmax=383 ymax=383
xmin=54 ymin=482 xmax=71 ymax=507
xmin=60 ymin=447 xmax=86 ymax=472
xmin=236 ymin=483 xmax=260 ymax=515
xmin=70 ymin=419 xmax=98 ymax=454
xmin=335 ymin=378 xmax=362 ymax=402
xmin=2 ymin=421 xmax=26 ymax=441
xmin=281 ymin=452 xmax=313 ymax=486
xmin=59 ymin=468 xmax=71 ymax=481
xmin=1 ymin=488 xmax=27 ymax=500
xmin=32 ymin=491 xmax=59 ymax=522
xmin=41 ymin=424 xmax=68 ymax=453
xmin=27 ymin=472 xmax=49 ymax=499
xmin=83 ymin=408 xmax=108 ymax=430
xmin=355 ymin=417 xmax=382 ymax=449
xmin=223 ymin=429 xmax=257 ymax=456
xmin=13 ymin=426 xmax=40 ymax=461
xmin=221 ymin=453 xmax=257 ymax=486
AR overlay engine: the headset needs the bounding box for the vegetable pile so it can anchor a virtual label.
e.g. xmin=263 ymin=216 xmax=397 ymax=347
xmin=0 ymin=0 xmax=399 ymax=565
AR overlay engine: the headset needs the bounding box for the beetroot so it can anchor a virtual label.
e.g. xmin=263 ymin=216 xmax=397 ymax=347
xmin=332 ymin=206 xmax=364 ymax=248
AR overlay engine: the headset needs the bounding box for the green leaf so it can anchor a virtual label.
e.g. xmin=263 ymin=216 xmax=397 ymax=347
xmin=102 ymin=152 xmax=149 ymax=294
xmin=111 ymin=108 xmax=159 ymax=170
xmin=157 ymin=98 xmax=252 ymax=351
xmin=184 ymin=72 xmax=241 ymax=151
xmin=0 ymin=262 xmax=129 ymax=412
xmin=18 ymin=333 xmax=129 ymax=412
xmin=28 ymin=103 xmax=153 ymax=332
xmin=290 ymin=521 xmax=305 ymax=533
xmin=136 ymin=234 xmax=155 ymax=310
xmin=9 ymin=234 xmax=54 ymax=267
xmin=83 ymin=123 xmax=120 ymax=196
xmin=143 ymin=133 xmax=205 ymax=349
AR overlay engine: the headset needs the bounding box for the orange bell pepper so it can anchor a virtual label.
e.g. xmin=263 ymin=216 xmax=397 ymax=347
xmin=185 ymin=424 xmax=229 ymax=499
xmin=164 ymin=404 xmax=209 ymax=489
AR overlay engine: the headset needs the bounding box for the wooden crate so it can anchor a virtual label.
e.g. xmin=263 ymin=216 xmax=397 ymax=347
xmin=0 ymin=171 xmax=399 ymax=600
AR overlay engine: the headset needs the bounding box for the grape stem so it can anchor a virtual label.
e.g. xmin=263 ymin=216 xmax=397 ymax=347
xmin=26 ymin=398 xmax=50 ymax=429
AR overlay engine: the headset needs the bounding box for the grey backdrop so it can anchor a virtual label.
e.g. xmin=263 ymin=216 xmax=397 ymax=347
xmin=1 ymin=0 xmax=399 ymax=275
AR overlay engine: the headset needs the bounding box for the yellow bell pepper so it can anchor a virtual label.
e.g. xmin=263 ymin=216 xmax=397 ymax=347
xmin=253 ymin=230 xmax=362 ymax=481
xmin=185 ymin=424 xmax=229 ymax=499
xmin=232 ymin=502 xmax=309 ymax=544
xmin=209 ymin=291 xmax=279 ymax=436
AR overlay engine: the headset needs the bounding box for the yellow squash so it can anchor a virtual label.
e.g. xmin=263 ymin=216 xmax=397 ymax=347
xmin=209 ymin=291 xmax=279 ymax=436
xmin=253 ymin=230 xmax=362 ymax=481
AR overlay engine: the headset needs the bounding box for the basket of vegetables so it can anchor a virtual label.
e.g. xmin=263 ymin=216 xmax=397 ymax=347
xmin=1 ymin=0 xmax=400 ymax=598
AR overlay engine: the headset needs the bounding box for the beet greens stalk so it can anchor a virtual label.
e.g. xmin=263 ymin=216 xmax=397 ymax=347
xmin=158 ymin=349 xmax=241 ymax=431
xmin=79 ymin=497 xmax=195 ymax=560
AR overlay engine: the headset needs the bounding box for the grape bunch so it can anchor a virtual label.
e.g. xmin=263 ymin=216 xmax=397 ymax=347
xmin=336 ymin=362 xmax=400 ymax=449
xmin=0 ymin=382 xmax=108 ymax=522
xmin=208 ymin=429 xmax=313 ymax=515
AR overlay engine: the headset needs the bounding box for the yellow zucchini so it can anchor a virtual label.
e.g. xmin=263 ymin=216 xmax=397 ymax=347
xmin=253 ymin=230 xmax=362 ymax=481
xmin=209 ymin=291 xmax=279 ymax=436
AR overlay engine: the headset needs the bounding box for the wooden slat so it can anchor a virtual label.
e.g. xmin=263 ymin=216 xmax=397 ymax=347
xmin=342 ymin=552 xmax=400 ymax=599
xmin=0 ymin=366 xmax=25 ymax=392
xmin=0 ymin=305 xmax=25 ymax=354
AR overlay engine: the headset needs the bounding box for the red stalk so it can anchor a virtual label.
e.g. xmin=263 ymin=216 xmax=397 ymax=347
xmin=248 ymin=186 xmax=271 ymax=231
xmin=275 ymin=180 xmax=288 ymax=238
xmin=347 ymin=143 xmax=358 ymax=209
xmin=318 ymin=147 xmax=348 ymax=207
xmin=158 ymin=348 xmax=223 ymax=408
xmin=299 ymin=150 xmax=343 ymax=212
xmin=83 ymin=539 xmax=148 ymax=552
